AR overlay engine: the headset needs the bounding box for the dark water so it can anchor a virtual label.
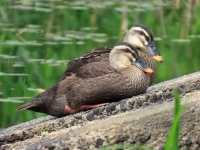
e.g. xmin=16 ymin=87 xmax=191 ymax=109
xmin=0 ymin=0 xmax=200 ymax=127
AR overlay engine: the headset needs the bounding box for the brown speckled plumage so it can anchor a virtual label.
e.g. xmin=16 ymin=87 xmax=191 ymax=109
xmin=17 ymin=26 xmax=161 ymax=116
xmin=65 ymin=66 xmax=150 ymax=109
xmin=63 ymin=48 xmax=112 ymax=79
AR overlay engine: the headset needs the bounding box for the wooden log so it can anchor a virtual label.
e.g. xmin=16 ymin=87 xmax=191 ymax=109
xmin=2 ymin=90 xmax=200 ymax=150
xmin=1 ymin=71 xmax=200 ymax=149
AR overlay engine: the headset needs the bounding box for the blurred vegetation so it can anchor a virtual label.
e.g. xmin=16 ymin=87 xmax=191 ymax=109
xmin=0 ymin=0 xmax=200 ymax=128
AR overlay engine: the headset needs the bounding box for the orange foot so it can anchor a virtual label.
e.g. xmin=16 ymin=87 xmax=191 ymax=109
xmin=64 ymin=103 xmax=107 ymax=114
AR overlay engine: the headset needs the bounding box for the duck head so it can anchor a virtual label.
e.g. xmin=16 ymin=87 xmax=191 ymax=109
xmin=123 ymin=25 xmax=163 ymax=63
xmin=109 ymin=44 xmax=154 ymax=76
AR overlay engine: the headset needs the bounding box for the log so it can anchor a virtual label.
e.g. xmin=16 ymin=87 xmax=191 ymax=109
xmin=1 ymin=71 xmax=200 ymax=149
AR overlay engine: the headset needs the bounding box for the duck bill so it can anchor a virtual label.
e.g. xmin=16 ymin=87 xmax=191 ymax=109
xmin=147 ymin=42 xmax=163 ymax=63
xmin=152 ymin=55 xmax=163 ymax=63
xmin=143 ymin=68 xmax=154 ymax=76
xmin=134 ymin=60 xmax=154 ymax=76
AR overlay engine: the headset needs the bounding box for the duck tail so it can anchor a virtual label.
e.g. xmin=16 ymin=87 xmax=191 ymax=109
xmin=17 ymin=100 xmax=42 ymax=111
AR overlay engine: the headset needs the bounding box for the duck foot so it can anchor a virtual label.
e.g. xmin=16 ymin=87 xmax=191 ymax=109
xmin=64 ymin=103 xmax=107 ymax=114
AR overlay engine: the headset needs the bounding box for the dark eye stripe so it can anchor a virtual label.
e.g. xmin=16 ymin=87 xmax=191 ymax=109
xmin=134 ymin=25 xmax=153 ymax=41
xmin=125 ymin=48 xmax=138 ymax=59
xmin=137 ymin=30 xmax=150 ymax=42
xmin=115 ymin=43 xmax=140 ymax=58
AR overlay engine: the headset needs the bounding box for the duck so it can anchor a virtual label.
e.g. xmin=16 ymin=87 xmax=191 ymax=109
xmin=62 ymin=25 xmax=162 ymax=81
xmin=17 ymin=25 xmax=162 ymax=116
xmin=17 ymin=43 xmax=154 ymax=116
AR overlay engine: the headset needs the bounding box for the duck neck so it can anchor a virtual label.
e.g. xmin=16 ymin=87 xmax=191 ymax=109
xmin=138 ymin=51 xmax=156 ymax=71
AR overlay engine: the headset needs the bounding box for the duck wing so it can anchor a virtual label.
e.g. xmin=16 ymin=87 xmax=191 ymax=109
xmin=65 ymin=69 xmax=150 ymax=109
xmin=62 ymin=47 xmax=113 ymax=79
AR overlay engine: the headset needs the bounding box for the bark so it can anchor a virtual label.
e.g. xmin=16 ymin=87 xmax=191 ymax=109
xmin=1 ymin=71 xmax=200 ymax=150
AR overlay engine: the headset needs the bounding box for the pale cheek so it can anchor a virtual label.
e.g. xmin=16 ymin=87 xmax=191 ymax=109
xmin=128 ymin=36 xmax=145 ymax=49
xmin=117 ymin=56 xmax=132 ymax=69
xmin=144 ymin=40 xmax=148 ymax=46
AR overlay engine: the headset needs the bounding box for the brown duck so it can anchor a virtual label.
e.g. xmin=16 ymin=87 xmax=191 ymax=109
xmin=63 ymin=25 xmax=162 ymax=80
xmin=17 ymin=43 xmax=154 ymax=116
xmin=19 ymin=45 xmax=153 ymax=116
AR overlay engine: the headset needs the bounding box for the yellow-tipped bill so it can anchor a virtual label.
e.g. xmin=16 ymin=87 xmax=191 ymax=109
xmin=143 ymin=68 xmax=154 ymax=76
xmin=152 ymin=55 xmax=163 ymax=63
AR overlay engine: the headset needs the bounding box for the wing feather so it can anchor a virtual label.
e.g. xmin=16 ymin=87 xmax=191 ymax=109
xmin=61 ymin=47 xmax=112 ymax=79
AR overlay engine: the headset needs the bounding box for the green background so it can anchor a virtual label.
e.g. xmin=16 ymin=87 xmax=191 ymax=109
xmin=0 ymin=0 xmax=200 ymax=128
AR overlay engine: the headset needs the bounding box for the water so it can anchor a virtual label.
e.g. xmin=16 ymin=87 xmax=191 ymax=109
xmin=0 ymin=0 xmax=200 ymax=127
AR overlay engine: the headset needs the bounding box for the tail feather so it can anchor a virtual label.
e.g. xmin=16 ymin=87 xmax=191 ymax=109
xmin=17 ymin=86 xmax=56 ymax=113
xmin=17 ymin=100 xmax=42 ymax=111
